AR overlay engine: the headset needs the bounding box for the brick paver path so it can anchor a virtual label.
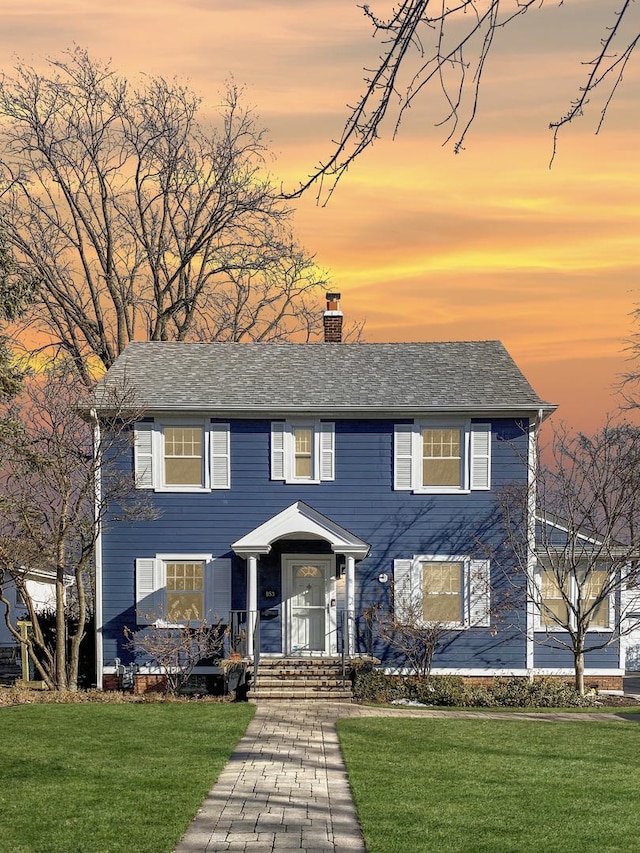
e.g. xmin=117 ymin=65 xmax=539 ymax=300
xmin=174 ymin=700 xmax=640 ymax=852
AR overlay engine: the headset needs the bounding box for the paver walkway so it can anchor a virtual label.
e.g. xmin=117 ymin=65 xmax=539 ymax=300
xmin=174 ymin=700 xmax=640 ymax=853
xmin=174 ymin=702 xmax=366 ymax=853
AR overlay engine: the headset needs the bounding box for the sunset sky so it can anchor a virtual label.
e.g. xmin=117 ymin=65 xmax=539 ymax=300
xmin=2 ymin=1 xmax=638 ymax=433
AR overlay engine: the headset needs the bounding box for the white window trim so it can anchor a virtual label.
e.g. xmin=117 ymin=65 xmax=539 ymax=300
xmin=134 ymin=419 xmax=230 ymax=492
xmin=534 ymin=561 xmax=615 ymax=633
xmin=394 ymin=419 xmax=491 ymax=494
xmin=394 ymin=554 xmax=491 ymax=630
xmin=271 ymin=419 xmax=335 ymax=484
xmin=135 ymin=553 xmax=232 ymax=627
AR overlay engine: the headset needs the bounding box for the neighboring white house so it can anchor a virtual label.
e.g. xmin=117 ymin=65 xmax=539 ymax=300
xmin=0 ymin=569 xmax=59 ymax=683
xmin=622 ymin=582 xmax=640 ymax=672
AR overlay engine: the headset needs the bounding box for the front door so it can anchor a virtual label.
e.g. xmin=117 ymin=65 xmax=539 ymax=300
xmin=283 ymin=556 xmax=336 ymax=655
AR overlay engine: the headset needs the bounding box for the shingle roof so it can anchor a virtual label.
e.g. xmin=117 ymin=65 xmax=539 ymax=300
xmin=92 ymin=341 xmax=554 ymax=414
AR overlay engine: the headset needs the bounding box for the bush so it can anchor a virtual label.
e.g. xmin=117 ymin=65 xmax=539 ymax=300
xmin=489 ymin=677 xmax=591 ymax=708
xmin=351 ymin=666 xmax=409 ymax=703
xmin=0 ymin=685 xmax=232 ymax=707
xmin=351 ymin=669 xmax=594 ymax=708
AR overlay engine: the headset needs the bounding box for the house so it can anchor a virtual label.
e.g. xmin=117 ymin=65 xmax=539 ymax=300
xmin=92 ymin=294 xmax=626 ymax=694
xmin=0 ymin=568 xmax=58 ymax=684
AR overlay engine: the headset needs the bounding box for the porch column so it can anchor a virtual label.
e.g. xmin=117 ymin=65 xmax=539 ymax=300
xmin=246 ymin=554 xmax=258 ymax=659
xmin=345 ymin=554 xmax=356 ymax=656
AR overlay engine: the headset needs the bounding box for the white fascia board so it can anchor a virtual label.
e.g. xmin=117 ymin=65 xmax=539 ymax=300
xmin=143 ymin=405 xmax=555 ymax=420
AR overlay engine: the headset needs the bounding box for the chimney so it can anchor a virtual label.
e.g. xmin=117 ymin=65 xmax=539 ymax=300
xmin=323 ymin=292 xmax=343 ymax=343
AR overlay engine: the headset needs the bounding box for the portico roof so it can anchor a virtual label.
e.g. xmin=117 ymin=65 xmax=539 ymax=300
xmin=231 ymin=501 xmax=370 ymax=560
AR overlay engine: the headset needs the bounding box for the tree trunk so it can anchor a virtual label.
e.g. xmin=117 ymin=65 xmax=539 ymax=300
xmin=574 ymin=648 xmax=585 ymax=695
xmin=54 ymin=570 xmax=67 ymax=690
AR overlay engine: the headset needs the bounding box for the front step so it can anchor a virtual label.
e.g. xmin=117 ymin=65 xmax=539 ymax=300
xmin=248 ymin=657 xmax=353 ymax=702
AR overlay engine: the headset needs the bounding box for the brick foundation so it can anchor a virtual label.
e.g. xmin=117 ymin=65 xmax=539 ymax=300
xmin=459 ymin=675 xmax=623 ymax=691
xmin=132 ymin=674 xmax=167 ymax=695
xmin=102 ymin=674 xmax=122 ymax=691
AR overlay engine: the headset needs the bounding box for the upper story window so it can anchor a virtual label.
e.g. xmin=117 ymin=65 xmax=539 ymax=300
xmin=164 ymin=427 xmax=204 ymax=487
xmin=293 ymin=425 xmax=313 ymax=479
xmin=394 ymin=555 xmax=490 ymax=629
xmin=271 ymin=421 xmax=335 ymax=484
xmin=134 ymin=420 xmax=230 ymax=492
xmin=422 ymin=427 xmax=463 ymax=488
xmin=394 ymin=420 xmax=491 ymax=493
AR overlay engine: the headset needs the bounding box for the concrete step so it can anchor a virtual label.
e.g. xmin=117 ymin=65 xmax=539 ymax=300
xmin=250 ymin=688 xmax=353 ymax=701
xmin=248 ymin=657 xmax=353 ymax=702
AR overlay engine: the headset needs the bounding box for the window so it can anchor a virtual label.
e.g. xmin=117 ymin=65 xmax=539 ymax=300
xmin=584 ymin=570 xmax=609 ymax=629
xmin=164 ymin=427 xmax=203 ymax=487
xmin=394 ymin=420 xmax=491 ymax=493
xmin=422 ymin=561 xmax=464 ymax=623
xmin=537 ymin=563 xmax=612 ymax=631
xmin=540 ymin=569 xmax=570 ymax=628
xmin=135 ymin=554 xmax=231 ymax=626
xmin=166 ymin=561 xmax=205 ymax=622
xmin=271 ymin=421 xmax=335 ymax=484
xmin=294 ymin=426 xmax=313 ymax=479
xmin=134 ymin=420 xmax=230 ymax=491
xmin=394 ymin=556 xmax=490 ymax=628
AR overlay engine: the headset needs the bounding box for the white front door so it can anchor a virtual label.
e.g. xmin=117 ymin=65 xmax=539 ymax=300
xmin=283 ymin=556 xmax=336 ymax=655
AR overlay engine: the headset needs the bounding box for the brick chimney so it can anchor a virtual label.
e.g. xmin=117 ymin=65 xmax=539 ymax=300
xmin=323 ymin=292 xmax=343 ymax=343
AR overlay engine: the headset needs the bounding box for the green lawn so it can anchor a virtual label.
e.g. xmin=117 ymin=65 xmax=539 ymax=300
xmin=338 ymin=717 xmax=640 ymax=853
xmin=0 ymin=702 xmax=254 ymax=853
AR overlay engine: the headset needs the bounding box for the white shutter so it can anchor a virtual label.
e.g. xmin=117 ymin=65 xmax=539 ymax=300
xmin=470 ymin=423 xmax=491 ymax=490
xmin=394 ymin=424 xmax=413 ymax=491
xmin=210 ymin=423 xmax=230 ymax=489
xmin=134 ymin=422 xmax=155 ymax=489
xmin=135 ymin=558 xmax=162 ymax=625
xmin=468 ymin=559 xmax=490 ymax=627
xmin=319 ymin=422 xmax=335 ymax=481
xmin=206 ymin=557 xmax=232 ymax=623
xmin=271 ymin=422 xmax=286 ymax=480
xmin=394 ymin=558 xmax=421 ymax=623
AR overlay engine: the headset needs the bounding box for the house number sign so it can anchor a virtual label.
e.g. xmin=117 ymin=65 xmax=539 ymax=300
xmin=264 ymin=590 xmax=277 ymax=599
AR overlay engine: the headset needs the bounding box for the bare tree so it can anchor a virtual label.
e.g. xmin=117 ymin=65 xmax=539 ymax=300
xmin=293 ymin=1 xmax=639 ymax=198
xmin=124 ymin=618 xmax=227 ymax=696
xmin=0 ymin=363 xmax=156 ymax=690
xmin=0 ymin=47 xmax=329 ymax=384
xmin=501 ymin=422 xmax=640 ymax=694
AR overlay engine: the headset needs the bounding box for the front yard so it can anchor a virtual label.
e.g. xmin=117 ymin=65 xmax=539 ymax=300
xmin=0 ymin=702 xmax=254 ymax=853
xmin=338 ymin=716 xmax=640 ymax=853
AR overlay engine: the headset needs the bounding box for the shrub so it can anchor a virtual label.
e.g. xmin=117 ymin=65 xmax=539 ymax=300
xmin=489 ymin=677 xmax=592 ymax=708
xmin=351 ymin=667 xmax=408 ymax=703
xmin=350 ymin=669 xmax=594 ymax=708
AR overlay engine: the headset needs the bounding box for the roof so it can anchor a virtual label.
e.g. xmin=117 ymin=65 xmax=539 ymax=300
xmin=92 ymin=340 xmax=555 ymax=415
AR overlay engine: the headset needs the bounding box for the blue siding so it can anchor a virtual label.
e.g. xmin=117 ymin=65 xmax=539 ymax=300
xmin=102 ymin=417 xmax=532 ymax=671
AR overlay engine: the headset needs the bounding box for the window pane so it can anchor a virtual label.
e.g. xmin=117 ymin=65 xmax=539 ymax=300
xmin=540 ymin=570 xmax=569 ymax=628
xmin=584 ymin=570 xmax=609 ymax=628
xmin=422 ymin=562 xmax=463 ymax=623
xmin=422 ymin=428 xmax=462 ymax=487
xmin=166 ymin=562 xmax=204 ymax=621
xmin=164 ymin=427 xmax=203 ymax=486
xmin=294 ymin=426 xmax=313 ymax=479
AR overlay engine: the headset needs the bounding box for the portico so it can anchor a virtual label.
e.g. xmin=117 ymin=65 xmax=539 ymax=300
xmin=232 ymin=502 xmax=370 ymax=658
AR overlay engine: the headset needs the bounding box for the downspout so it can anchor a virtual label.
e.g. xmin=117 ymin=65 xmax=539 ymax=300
xmin=91 ymin=407 xmax=104 ymax=690
xmin=526 ymin=408 xmax=543 ymax=679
